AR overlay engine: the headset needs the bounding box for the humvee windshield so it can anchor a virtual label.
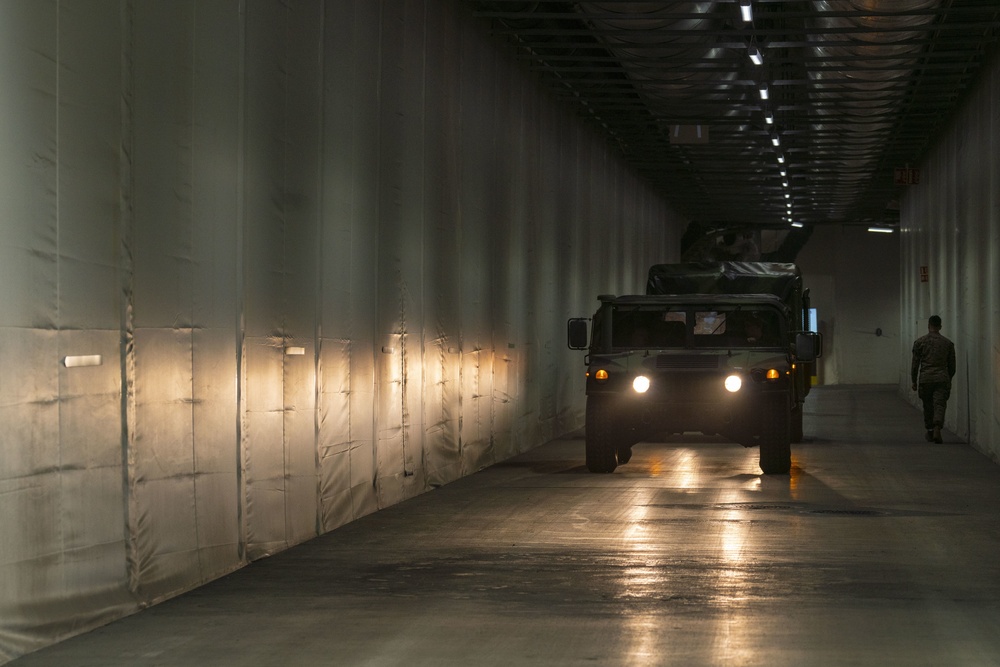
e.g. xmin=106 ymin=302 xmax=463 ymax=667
xmin=608 ymin=305 xmax=781 ymax=349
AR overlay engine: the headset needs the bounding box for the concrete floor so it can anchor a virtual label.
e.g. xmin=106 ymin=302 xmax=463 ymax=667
xmin=11 ymin=385 xmax=1000 ymax=666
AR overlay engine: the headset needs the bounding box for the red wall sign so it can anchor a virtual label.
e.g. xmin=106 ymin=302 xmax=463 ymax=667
xmin=894 ymin=168 xmax=921 ymax=185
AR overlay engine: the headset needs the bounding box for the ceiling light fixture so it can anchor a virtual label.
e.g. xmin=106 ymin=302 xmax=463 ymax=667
xmin=740 ymin=0 xmax=753 ymax=23
xmin=764 ymin=111 xmax=774 ymax=125
xmin=868 ymin=226 xmax=894 ymax=234
xmin=759 ymin=83 xmax=769 ymax=100
xmin=771 ymin=133 xmax=780 ymax=146
xmin=748 ymin=46 xmax=763 ymax=65
xmin=792 ymin=222 xmax=804 ymax=228
xmin=777 ymin=153 xmax=785 ymax=164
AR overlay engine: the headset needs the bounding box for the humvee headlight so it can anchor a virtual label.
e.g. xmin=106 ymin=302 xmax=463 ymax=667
xmin=632 ymin=375 xmax=650 ymax=393
xmin=724 ymin=374 xmax=742 ymax=393
xmin=766 ymin=368 xmax=780 ymax=380
xmin=595 ymin=369 xmax=609 ymax=381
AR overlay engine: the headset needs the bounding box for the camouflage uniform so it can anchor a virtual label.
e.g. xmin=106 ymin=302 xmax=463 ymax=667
xmin=910 ymin=330 xmax=956 ymax=440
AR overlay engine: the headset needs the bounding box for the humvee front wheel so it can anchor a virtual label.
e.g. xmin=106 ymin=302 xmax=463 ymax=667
xmin=790 ymin=403 xmax=804 ymax=443
xmin=759 ymin=393 xmax=791 ymax=474
xmin=585 ymin=398 xmax=619 ymax=473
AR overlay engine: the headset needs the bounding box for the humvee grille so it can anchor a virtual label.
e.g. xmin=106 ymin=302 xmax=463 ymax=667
xmin=655 ymin=355 xmax=720 ymax=370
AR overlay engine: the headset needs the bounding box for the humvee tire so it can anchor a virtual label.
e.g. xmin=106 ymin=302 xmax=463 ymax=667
xmin=585 ymin=398 xmax=619 ymax=473
xmin=759 ymin=393 xmax=792 ymax=474
xmin=791 ymin=404 xmax=804 ymax=443
xmin=617 ymin=446 xmax=633 ymax=464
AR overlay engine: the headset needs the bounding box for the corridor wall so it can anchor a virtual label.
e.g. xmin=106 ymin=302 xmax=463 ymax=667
xmin=0 ymin=0 xmax=682 ymax=661
xmin=797 ymin=225 xmax=901 ymax=385
xmin=899 ymin=48 xmax=1000 ymax=463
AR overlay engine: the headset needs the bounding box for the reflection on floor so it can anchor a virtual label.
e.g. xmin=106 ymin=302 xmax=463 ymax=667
xmin=11 ymin=385 xmax=1000 ymax=667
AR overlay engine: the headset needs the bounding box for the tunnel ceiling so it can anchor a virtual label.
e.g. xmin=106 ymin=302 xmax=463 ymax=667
xmin=467 ymin=1 xmax=1000 ymax=233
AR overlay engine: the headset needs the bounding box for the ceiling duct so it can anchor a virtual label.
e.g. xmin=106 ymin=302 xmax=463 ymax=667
xmin=468 ymin=1 xmax=1000 ymax=229
xmin=805 ymin=0 xmax=941 ymax=220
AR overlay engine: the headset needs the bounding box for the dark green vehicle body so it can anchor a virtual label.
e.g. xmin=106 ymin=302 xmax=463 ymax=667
xmin=568 ymin=262 xmax=822 ymax=474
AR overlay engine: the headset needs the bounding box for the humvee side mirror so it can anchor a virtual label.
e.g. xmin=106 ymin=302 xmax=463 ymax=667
xmin=795 ymin=331 xmax=823 ymax=361
xmin=567 ymin=318 xmax=589 ymax=350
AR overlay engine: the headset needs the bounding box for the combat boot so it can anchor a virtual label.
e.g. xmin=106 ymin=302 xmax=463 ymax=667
xmin=932 ymin=426 xmax=942 ymax=444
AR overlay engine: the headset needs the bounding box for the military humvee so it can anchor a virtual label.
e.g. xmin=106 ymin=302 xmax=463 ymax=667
xmin=568 ymin=262 xmax=822 ymax=474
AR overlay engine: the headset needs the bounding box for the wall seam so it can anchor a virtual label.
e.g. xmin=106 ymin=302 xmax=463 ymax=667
xmin=188 ymin=0 xmax=203 ymax=582
xmin=55 ymin=0 xmax=65 ymax=595
xmin=118 ymin=0 xmax=139 ymax=596
xmin=372 ymin=0 xmax=384 ymax=507
xmin=235 ymin=0 xmax=248 ymax=564
xmin=313 ymin=0 xmax=326 ymax=537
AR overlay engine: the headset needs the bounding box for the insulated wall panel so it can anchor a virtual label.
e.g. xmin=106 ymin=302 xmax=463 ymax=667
xmin=374 ymin=0 xmax=428 ymax=507
xmin=485 ymin=55 xmax=521 ymax=463
xmin=421 ymin=5 xmax=464 ymax=487
xmin=56 ymin=1 xmax=121 ymax=329
xmin=189 ymin=327 xmax=239 ymax=572
xmin=0 ymin=1 xmax=136 ymax=660
xmin=552 ymin=124 xmax=585 ymax=437
xmin=0 ymin=1 xmax=57 ymax=331
xmin=128 ymin=0 xmax=243 ymax=598
xmin=318 ymin=0 xmax=382 ymax=531
xmin=318 ymin=339 xmax=367 ymax=530
xmin=130 ymin=0 xmax=198 ymax=599
xmin=0 ymin=0 xmax=683 ymax=661
xmin=279 ymin=0 xmax=323 ymax=544
xmin=456 ymin=17 xmax=499 ymax=475
xmin=241 ymin=0 xmax=324 ymax=557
